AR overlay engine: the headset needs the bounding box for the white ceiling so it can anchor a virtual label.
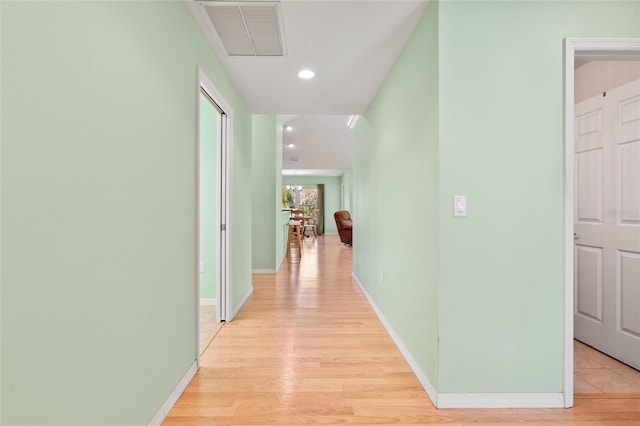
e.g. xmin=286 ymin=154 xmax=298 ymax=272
xmin=282 ymin=115 xmax=353 ymax=175
xmin=187 ymin=0 xmax=429 ymax=175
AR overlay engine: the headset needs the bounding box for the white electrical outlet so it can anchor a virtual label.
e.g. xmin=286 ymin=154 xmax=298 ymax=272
xmin=199 ymin=261 xmax=205 ymax=273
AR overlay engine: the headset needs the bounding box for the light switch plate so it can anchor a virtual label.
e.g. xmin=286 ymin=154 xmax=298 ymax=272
xmin=453 ymin=195 xmax=467 ymax=217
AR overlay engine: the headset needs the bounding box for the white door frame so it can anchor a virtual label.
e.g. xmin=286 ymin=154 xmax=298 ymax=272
xmin=563 ymin=37 xmax=640 ymax=408
xmin=195 ymin=67 xmax=234 ymax=366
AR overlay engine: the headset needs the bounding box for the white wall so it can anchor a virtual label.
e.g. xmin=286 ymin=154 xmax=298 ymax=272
xmin=575 ymin=60 xmax=640 ymax=103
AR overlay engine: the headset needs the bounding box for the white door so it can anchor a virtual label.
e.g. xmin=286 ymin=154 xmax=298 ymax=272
xmin=574 ymin=79 xmax=640 ymax=370
xmin=198 ymin=89 xmax=223 ymax=355
xmin=196 ymin=68 xmax=232 ymax=365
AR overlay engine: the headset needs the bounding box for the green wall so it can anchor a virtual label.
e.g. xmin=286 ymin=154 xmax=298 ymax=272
xmin=282 ymin=176 xmax=341 ymax=234
xmin=352 ymin=0 xmax=440 ymax=388
xmin=1 ymin=1 xmax=252 ymax=424
xmin=274 ymin=117 xmax=285 ymax=268
xmin=340 ymin=170 xmax=353 ymax=213
xmin=353 ymin=0 xmax=640 ymax=398
xmin=437 ymin=0 xmax=640 ymax=393
xmin=251 ymin=114 xmax=279 ymax=271
xmin=231 ymin=113 xmax=253 ymax=310
xmin=199 ymin=93 xmax=219 ymax=300
xmin=251 ymin=115 xmax=275 ymax=270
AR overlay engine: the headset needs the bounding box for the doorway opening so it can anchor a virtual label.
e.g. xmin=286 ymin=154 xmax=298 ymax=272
xmin=196 ymin=68 xmax=233 ymax=364
xmin=283 ymin=184 xmax=322 ymax=237
xmin=564 ymin=37 xmax=640 ymax=407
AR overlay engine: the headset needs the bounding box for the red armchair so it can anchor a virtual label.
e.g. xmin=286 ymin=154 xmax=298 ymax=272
xmin=334 ymin=210 xmax=352 ymax=246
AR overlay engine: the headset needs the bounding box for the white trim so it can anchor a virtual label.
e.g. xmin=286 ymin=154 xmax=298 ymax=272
xmin=562 ymin=37 xmax=640 ymax=409
xmin=563 ymin=37 xmax=576 ymax=410
xmin=228 ymin=285 xmax=253 ymax=322
xmin=323 ymin=232 xmax=339 ymax=235
xmin=199 ymin=298 xmax=216 ymax=306
xmin=147 ymin=361 xmax=197 ymax=426
xmin=252 ymin=269 xmax=276 ymax=274
xmin=437 ymin=393 xmax=564 ymax=409
xmin=566 ymin=37 xmax=640 ymax=54
xmin=223 ymin=89 xmax=234 ymax=325
xmin=276 ymin=251 xmax=286 ymax=273
xmin=352 ymin=273 xmax=438 ymax=406
xmin=352 ymin=274 xmax=567 ymax=409
xmin=196 ymin=67 xmax=234 ymax=371
xmin=199 ymin=1 xmax=279 ymax=6
xmin=194 ymin=76 xmax=204 ymax=363
xmin=198 ymin=67 xmax=233 ymax=325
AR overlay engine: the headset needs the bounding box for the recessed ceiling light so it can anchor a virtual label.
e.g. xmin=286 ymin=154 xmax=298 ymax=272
xmin=298 ymin=69 xmax=315 ymax=79
xmin=287 ymin=143 xmax=295 ymax=148
xmin=285 ymin=126 xmax=293 ymax=131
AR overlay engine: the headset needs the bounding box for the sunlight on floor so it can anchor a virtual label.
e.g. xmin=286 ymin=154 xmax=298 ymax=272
xmin=575 ymin=339 xmax=640 ymax=393
xmin=199 ymin=304 xmax=217 ymax=354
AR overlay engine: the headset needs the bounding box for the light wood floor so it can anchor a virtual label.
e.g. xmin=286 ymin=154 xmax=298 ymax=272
xmin=165 ymin=235 xmax=640 ymax=425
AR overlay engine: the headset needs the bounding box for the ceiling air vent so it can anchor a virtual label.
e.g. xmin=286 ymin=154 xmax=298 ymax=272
xmin=198 ymin=1 xmax=286 ymax=57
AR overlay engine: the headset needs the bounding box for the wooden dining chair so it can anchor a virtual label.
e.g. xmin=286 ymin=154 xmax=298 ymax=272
xmin=290 ymin=209 xmax=305 ymax=242
xmin=290 ymin=209 xmax=305 ymax=225
xmin=302 ymin=217 xmax=317 ymax=238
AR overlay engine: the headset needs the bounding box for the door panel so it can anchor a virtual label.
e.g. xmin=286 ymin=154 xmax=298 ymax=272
xmin=620 ymin=251 xmax=640 ymax=338
xmin=619 ymin=95 xmax=640 ymax=128
xmin=576 ymin=107 xmax=604 ymax=151
xmin=576 ymin=246 xmax=604 ymax=323
xmin=575 ymin=95 xmax=606 ymax=338
xmin=620 ymin=141 xmax=640 ymax=224
xmin=575 ymin=79 xmax=640 ymax=371
xmin=576 ymin=149 xmax=604 ymax=223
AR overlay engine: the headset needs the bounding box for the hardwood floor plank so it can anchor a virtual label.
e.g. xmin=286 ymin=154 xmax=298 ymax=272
xmin=165 ymin=235 xmax=640 ymax=424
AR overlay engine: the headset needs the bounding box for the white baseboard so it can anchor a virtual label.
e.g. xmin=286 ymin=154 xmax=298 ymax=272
xmin=352 ymin=273 xmax=438 ymax=406
xmin=276 ymin=252 xmax=285 ymax=272
xmin=436 ymin=393 xmax=565 ymax=409
xmin=147 ymin=360 xmax=197 ymax=425
xmin=252 ymin=269 xmax=276 ymax=274
xmin=351 ymin=273 xmax=565 ymax=409
xmin=228 ymin=285 xmax=253 ymax=321
xmin=199 ymin=298 xmax=216 ymax=306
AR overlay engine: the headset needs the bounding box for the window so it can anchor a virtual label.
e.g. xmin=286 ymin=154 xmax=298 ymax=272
xmin=299 ymin=188 xmax=318 ymax=218
xmin=282 ymin=187 xmax=295 ymax=209
xmin=282 ymin=185 xmax=318 ymax=219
